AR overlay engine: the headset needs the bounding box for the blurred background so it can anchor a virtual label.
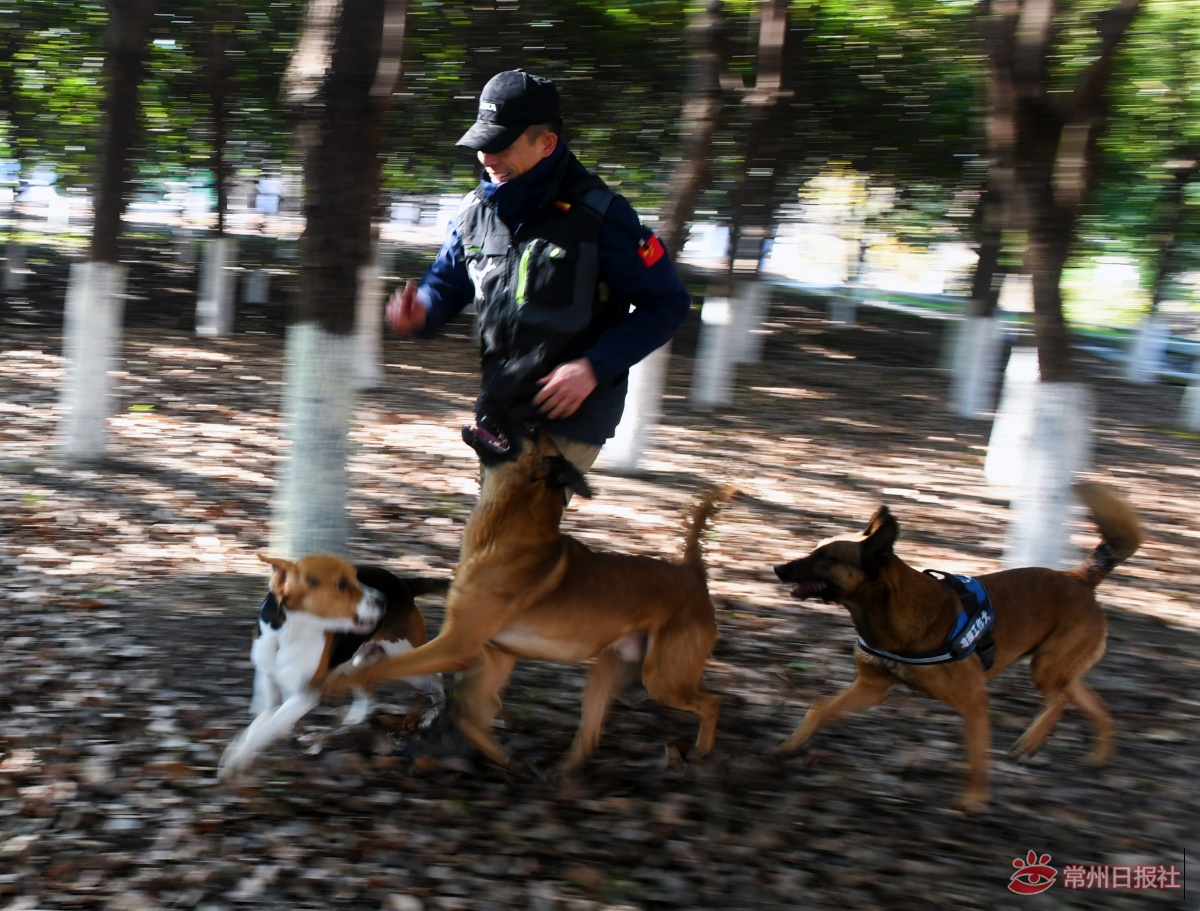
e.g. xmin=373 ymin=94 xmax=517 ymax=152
xmin=0 ymin=0 xmax=1194 ymax=329
xmin=1 ymin=2 xmax=1197 ymax=909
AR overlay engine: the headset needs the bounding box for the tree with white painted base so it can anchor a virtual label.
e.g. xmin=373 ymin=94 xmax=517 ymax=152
xmin=57 ymin=0 xmax=157 ymax=463
xmin=981 ymin=0 xmax=1142 ymax=568
xmin=271 ymin=0 xmax=404 ymax=558
xmin=949 ymin=186 xmax=1006 ymax=419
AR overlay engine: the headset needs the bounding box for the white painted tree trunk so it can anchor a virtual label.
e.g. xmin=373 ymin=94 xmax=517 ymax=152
xmin=4 ymin=240 xmax=26 ymax=291
xmin=600 ymin=343 xmax=671 ymax=473
xmin=353 ymin=242 xmax=384 ymax=391
xmin=1181 ymin=360 xmax=1200 ymax=431
xmin=1123 ymin=314 xmax=1168 ymax=385
xmin=271 ymin=323 xmax=357 ymax=558
xmin=196 ymin=236 xmax=238 ymax=336
xmin=1002 ymin=382 xmax=1094 ymax=570
xmin=173 ymin=226 xmax=199 ymax=267
xmin=733 ymin=280 xmax=769 ymax=364
xmin=984 ymin=347 xmax=1039 ymax=492
xmin=948 ymin=315 xmax=1004 ymax=418
xmin=58 ymin=261 xmax=126 ymax=461
xmin=690 ymin=297 xmax=736 ymax=407
xmin=828 ymin=294 xmax=856 ymax=326
xmin=243 ymin=268 xmax=270 ymax=305
xmin=48 ymin=195 xmax=69 ymax=230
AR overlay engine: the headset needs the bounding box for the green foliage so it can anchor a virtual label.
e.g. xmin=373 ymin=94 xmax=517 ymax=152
xmin=0 ymin=0 xmax=300 ymax=196
xmin=0 ymin=0 xmax=1192 ymax=314
xmin=0 ymin=1 xmax=106 ymax=179
xmin=1084 ymin=0 xmax=1200 ymax=307
xmin=382 ymin=1 xmax=689 ymax=202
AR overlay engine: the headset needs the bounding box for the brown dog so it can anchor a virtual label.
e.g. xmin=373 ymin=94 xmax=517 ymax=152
xmin=324 ymin=410 xmax=731 ymax=771
xmin=773 ymin=483 xmax=1142 ymax=811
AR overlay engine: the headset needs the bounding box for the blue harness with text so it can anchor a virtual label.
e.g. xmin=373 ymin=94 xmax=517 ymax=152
xmin=856 ymin=570 xmax=997 ymax=671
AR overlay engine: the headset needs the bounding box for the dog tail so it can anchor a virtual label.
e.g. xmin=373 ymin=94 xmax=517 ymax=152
xmin=1073 ymin=482 xmax=1143 ymax=588
xmin=682 ymin=484 xmax=738 ymax=573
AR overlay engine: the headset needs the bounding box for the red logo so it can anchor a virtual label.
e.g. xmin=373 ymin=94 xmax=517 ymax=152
xmin=1010 ymin=850 xmax=1058 ymax=895
xmin=637 ymin=233 xmax=665 ymax=267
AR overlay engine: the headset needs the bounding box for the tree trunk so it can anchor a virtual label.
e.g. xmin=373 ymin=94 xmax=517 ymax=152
xmin=288 ymin=0 xmax=397 ymax=333
xmin=58 ymin=0 xmax=156 ymax=461
xmin=608 ymin=0 xmax=727 ymax=473
xmin=721 ymin=0 xmax=793 ymax=373
xmin=948 ymin=185 xmax=1007 ymax=418
xmin=968 ymin=185 xmax=1005 ymax=317
xmin=981 ymin=0 xmax=1142 ymax=567
xmin=1024 ymin=209 xmax=1077 ymax=382
xmin=659 ymin=0 xmax=728 ymax=260
xmin=1148 ymin=153 xmax=1198 ymax=313
xmin=194 ymin=2 xmax=240 ymax=336
xmin=982 ymin=0 xmax=1142 ymax=381
xmin=91 ymin=0 xmax=157 ymax=265
xmin=206 ymin=0 xmax=235 ymax=236
xmin=272 ymin=0 xmax=404 ymax=556
xmin=0 ymin=25 xmax=30 ymax=188
xmin=726 ymin=0 xmax=791 ymax=278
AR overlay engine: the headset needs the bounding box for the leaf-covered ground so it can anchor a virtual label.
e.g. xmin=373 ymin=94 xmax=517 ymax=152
xmin=1 ymin=273 xmax=1197 ymax=910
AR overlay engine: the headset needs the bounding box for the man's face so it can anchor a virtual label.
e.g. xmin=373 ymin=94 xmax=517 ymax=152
xmin=478 ymin=129 xmax=556 ymax=184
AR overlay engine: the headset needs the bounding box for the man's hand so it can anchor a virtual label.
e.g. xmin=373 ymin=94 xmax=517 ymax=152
xmin=385 ymin=280 xmax=427 ymax=336
xmin=534 ymin=358 xmax=597 ymax=420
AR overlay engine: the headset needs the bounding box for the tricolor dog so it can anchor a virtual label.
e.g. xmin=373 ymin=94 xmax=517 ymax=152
xmin=219 ymin=554 xmax=447 ymax=780
xmin=773 ymin=483 xmax=1142 ymax=811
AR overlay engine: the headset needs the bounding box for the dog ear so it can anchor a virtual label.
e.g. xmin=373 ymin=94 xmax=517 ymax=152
xmin=862 ymin=506 xmax=892 ymax=537
xmin=541 ymin=455 xmax=592 ymax=499
xmin=860 ymin=506 xmax=898 ymax=575
xmin=258 ymin=553 xmax=296 ymax=596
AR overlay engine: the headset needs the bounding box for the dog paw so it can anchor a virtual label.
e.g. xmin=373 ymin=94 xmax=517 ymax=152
xmin=774 ymin=737 xmax=813 ymax=757
xmin=217 ymin=749 xmax=251 ymax=783
xmin=953 ymin=792 xmax=990 ymax=815
xmin=1010 ymin=736 xmax=1053 ymax=765
xmin=321 ymin=666 xmax=356 ymax=697
xmin=1082 ymin=745 xmax=1114 ymax=768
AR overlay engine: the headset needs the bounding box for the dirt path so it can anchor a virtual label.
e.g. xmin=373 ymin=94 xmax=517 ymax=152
xmin=1 ymin=289 xmax=1196 ymax=909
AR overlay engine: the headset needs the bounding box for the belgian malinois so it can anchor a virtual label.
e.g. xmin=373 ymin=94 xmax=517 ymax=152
xmin=773 ymin=483 xmax=1141 ymax=811
xmin=326 ymin=402 xmax=731 ymax=770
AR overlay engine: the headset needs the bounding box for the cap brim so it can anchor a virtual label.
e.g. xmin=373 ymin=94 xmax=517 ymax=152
xmin=456 ymin=120 xmax=524 ymax=155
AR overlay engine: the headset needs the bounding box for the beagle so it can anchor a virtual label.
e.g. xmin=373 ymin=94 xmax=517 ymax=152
xmin=219 ymin=554 xmax=447 ymax=780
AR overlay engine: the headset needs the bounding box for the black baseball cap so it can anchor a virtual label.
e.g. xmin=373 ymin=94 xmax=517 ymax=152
xmin=456 ymin=70 xmax=561 ymax=155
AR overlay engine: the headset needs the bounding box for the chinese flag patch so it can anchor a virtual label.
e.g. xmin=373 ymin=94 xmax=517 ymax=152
xmin=637 ymin=233 xmax=666 ymax=267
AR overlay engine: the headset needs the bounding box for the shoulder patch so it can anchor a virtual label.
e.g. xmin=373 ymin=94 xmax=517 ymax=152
xmin=637 ymin=233 xmax=665 ymax=267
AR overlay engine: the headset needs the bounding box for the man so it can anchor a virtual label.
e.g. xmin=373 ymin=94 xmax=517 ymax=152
xmin=387 ymin=69 xmax=691 ymax=476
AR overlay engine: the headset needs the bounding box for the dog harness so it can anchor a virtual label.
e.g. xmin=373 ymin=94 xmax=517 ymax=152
xmin=856 ymin=571 xmax=997 ymax=671
xmin=258 ymin=591 xmax=286 ymax=629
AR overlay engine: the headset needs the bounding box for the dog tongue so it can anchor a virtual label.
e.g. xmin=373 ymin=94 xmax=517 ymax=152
xmin=791 ymin=581 xmax=823 ymax=599
xmin=475 ymin=426 xmax=502 ymax=446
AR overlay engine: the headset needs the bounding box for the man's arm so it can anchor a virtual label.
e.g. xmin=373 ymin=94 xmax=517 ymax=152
xmin=581 ymin=194 xmax=691 ymax=384
xmin=534 ymin=195 xmax=690 ymax=419
xmin=386 ymin=223 xmax=475 ymax=336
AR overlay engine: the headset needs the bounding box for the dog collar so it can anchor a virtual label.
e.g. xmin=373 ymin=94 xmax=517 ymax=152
xmin=258 ymin=591 xmax=287 ymax=629
xmin=856 ymin=571 xmax=996 ymax=671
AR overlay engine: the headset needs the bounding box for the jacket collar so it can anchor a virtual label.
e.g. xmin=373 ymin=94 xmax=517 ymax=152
xmin=479 ymin=143 xmax=570 ymax=229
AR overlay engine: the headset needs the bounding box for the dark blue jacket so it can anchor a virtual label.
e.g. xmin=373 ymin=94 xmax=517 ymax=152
xmin=416 ymin=143 xmax=691 ymax=443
